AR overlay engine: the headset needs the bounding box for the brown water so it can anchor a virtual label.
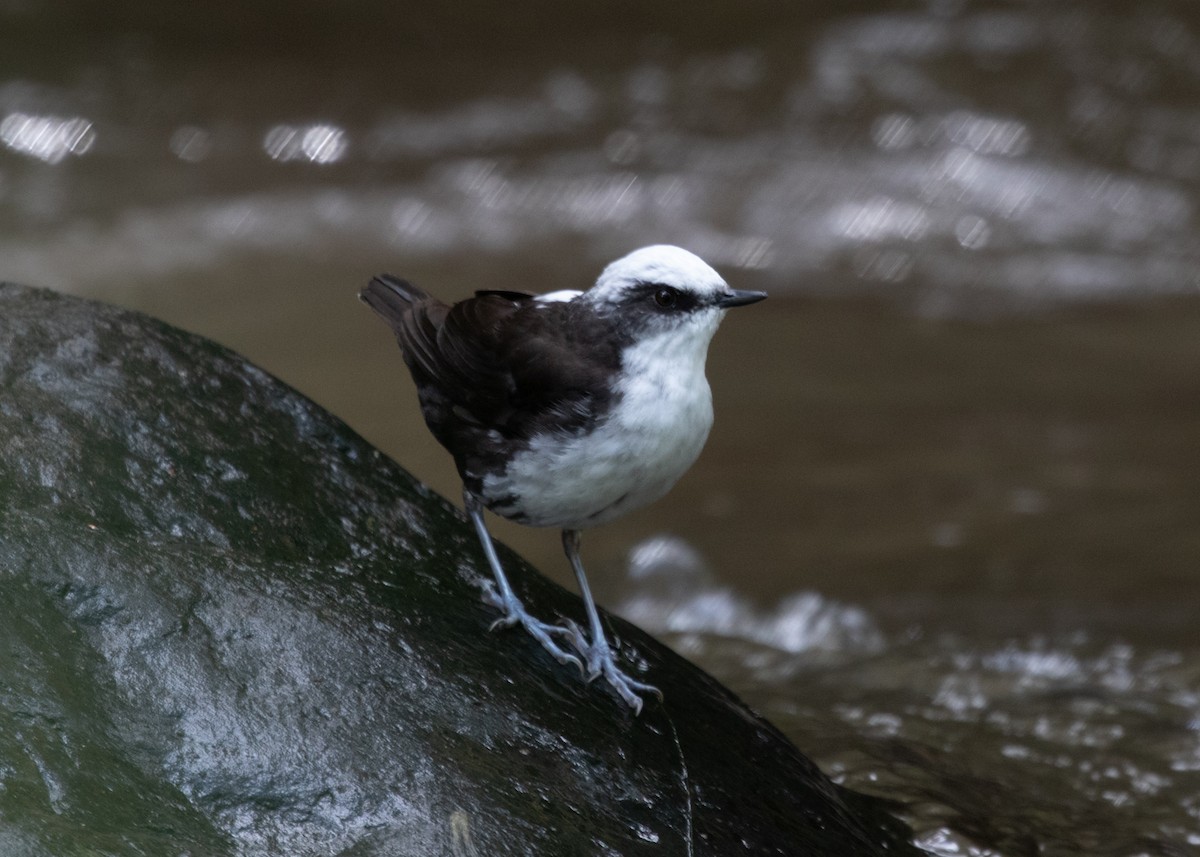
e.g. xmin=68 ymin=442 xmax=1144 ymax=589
xmin=5 ymin=1 xmax=1200 ymax=853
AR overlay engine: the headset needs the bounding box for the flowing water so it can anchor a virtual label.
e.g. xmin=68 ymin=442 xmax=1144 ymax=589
xmin=4 ymin=1 xmax=1200 ymax=853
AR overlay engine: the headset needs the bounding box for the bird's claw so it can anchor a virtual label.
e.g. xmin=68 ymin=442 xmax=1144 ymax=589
xmin=481 ymin=583 xmax=585 ymax=675
xmin=570 ymin=633 xmax=660 ymax=715
xmin=598 ymin=657 xmax=660 ymax=716
xmin=561 ymin=619 xmax=593 ymax=668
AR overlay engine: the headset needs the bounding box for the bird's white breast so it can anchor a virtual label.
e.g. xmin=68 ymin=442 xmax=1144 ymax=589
xmin=482 ymin=321 xmax=717 ymax=529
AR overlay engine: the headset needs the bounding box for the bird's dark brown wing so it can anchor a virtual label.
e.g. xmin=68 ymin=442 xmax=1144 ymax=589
xmin=444 ymin=295 xmax=621 ymax=434
xmin=365 ymin=276 xmax=630 ymax=490
xmin=379 ymin=288 xmax=615 ymax=443
xmin=406 ymin=292 xmax=518 ymax=405
xmin=473 ymin=288 xmax=539 ymax=302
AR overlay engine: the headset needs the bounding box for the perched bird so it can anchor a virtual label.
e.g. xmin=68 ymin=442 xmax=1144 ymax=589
xmin=361 ymin=245 xmax=765 ymax=713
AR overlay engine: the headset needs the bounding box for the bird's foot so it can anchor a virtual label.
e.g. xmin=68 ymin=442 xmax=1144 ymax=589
xmin=561 ymin=618 xmax=592 ymax=657
xmin=481 ymin=583 xmax=584 ymax=675
xmin=569 ymin=627 xmax=662 ymax=715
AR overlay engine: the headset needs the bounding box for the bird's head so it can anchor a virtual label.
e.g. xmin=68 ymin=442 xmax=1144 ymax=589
xmin=582 ymin=245 xmax=766 ymax=353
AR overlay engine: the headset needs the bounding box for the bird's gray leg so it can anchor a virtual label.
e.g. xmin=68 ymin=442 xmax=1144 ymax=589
xmin=463 ymin=490 xmax=583 ymax=674
xmin=562 ymin=528 xmax=662 ymax=715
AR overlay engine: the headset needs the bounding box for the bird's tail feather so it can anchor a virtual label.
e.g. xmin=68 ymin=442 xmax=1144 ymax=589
xmin=360 ymin=274 xmax=429 ymax=326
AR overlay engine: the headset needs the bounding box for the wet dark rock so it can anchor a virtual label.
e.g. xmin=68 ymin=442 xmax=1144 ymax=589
xmin=0 ymin=282 xmax=921 ymax=856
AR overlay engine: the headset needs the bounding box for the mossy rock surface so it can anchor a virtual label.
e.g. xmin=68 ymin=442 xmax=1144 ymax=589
xmin=0 ymin=283 xmax=919 ymax=856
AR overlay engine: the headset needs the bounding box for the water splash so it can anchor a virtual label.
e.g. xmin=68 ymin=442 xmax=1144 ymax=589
xmin=614 ymin=535 xmax=884 ymax=657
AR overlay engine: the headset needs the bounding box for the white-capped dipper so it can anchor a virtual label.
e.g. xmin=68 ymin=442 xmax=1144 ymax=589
xmin=361 ymin=245 xmax=766 ymax=713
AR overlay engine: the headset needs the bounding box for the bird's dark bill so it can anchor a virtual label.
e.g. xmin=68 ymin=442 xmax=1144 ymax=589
xmin=717 ymin=290 xmax=768 ymax=308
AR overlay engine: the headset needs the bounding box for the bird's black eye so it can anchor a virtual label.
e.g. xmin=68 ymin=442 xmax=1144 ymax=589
xmin=653 ymin=287 xmax=679 ymax=309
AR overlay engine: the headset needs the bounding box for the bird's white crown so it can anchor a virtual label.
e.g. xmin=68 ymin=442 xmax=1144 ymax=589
xmin=586 ymin=245 xmax=727 ymax=305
